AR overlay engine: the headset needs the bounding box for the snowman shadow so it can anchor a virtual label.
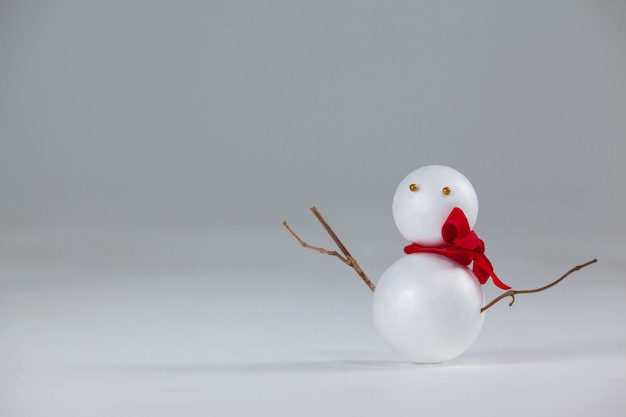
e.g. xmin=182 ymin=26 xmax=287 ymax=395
xmin=446 ymin=342 xmax=626 ymax=367
xmin=310 ymin=349 xmax=419 ymax=370
xmin=312 ymin=341 xmax=625 ymax=369
xmin=89 ymin=341 xmax=623 ymax=377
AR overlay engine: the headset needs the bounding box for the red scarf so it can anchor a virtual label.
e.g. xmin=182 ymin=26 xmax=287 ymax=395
xmin=403 ymin=207 xmax=511 ymax=290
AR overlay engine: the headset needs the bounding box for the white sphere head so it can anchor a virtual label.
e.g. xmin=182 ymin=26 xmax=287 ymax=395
xmin=392 ymin=165 xmax=478 ymax=246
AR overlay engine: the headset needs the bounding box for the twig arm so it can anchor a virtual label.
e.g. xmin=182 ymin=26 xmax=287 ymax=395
xmin=282 ymin=220 xmax=350 ymax=265
xmin=282 ymin=207 xmax=376 ymax=292
xmin=309 ymin=207 xmax=353 ymax=259
xmin=480 ymin=258 xmax=597 ymax=313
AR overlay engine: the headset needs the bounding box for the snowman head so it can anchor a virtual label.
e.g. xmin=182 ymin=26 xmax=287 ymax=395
xmin=393 ymin=165 xmax=479 ymax=246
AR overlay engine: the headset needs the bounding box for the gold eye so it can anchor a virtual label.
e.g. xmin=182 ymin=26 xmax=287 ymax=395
xmin=409 ymin=183 xmax=419 ymax=192
xmin=442 ymin=187 xmax=451 ymax=195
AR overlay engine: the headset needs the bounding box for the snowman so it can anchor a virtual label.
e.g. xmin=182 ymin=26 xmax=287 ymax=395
xmin=373 ymin=164 xmax=508 ymax=363
xmin=283 ymin=165 xmax=596 ymax=364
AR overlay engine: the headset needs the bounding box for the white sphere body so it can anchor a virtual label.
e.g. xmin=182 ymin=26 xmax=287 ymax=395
xmin=373 ymin=253 xmax=485 ymax=363
xmin=393 ymin=165 xmax=478 ymax=246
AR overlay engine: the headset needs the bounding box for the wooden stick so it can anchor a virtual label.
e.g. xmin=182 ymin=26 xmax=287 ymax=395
xmin=282 ymin=220 xmax=351 ymax=265
xmin=480 ymin=258 xmax=598 ymax=313
xmin=283 ymin=207 xmax=376 ymax=292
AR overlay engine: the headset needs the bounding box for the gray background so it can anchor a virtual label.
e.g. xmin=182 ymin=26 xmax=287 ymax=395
xmin=1 ymin=1 xmax=625 ymax=416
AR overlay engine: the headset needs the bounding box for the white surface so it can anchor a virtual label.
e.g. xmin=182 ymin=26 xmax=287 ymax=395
xmin=1 ymin=1 xmax=625 ymax=416
xmin=1 ymin=216 xmax=624 ymax=417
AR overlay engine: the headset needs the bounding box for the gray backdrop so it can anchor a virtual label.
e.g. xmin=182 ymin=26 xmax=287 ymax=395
xmin=1 ymin=1 xmax=625 ymax=416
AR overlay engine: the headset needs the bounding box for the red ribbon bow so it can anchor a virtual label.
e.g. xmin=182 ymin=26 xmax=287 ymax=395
xmin=403 ymin=207 xmax=511 ymax=290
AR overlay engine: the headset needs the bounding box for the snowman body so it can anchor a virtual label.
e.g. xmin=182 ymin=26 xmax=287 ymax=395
xmin=373 ymin=254 xmax=485 ymax=363
xmin=373 ymin=165 xmax=486 ymax=363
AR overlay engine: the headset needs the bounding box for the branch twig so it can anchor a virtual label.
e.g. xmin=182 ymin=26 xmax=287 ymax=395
xmin=480 ymin=258 xmax=598 ymax=313
xmin=283 ymin=207 xmax=376 ymax=292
